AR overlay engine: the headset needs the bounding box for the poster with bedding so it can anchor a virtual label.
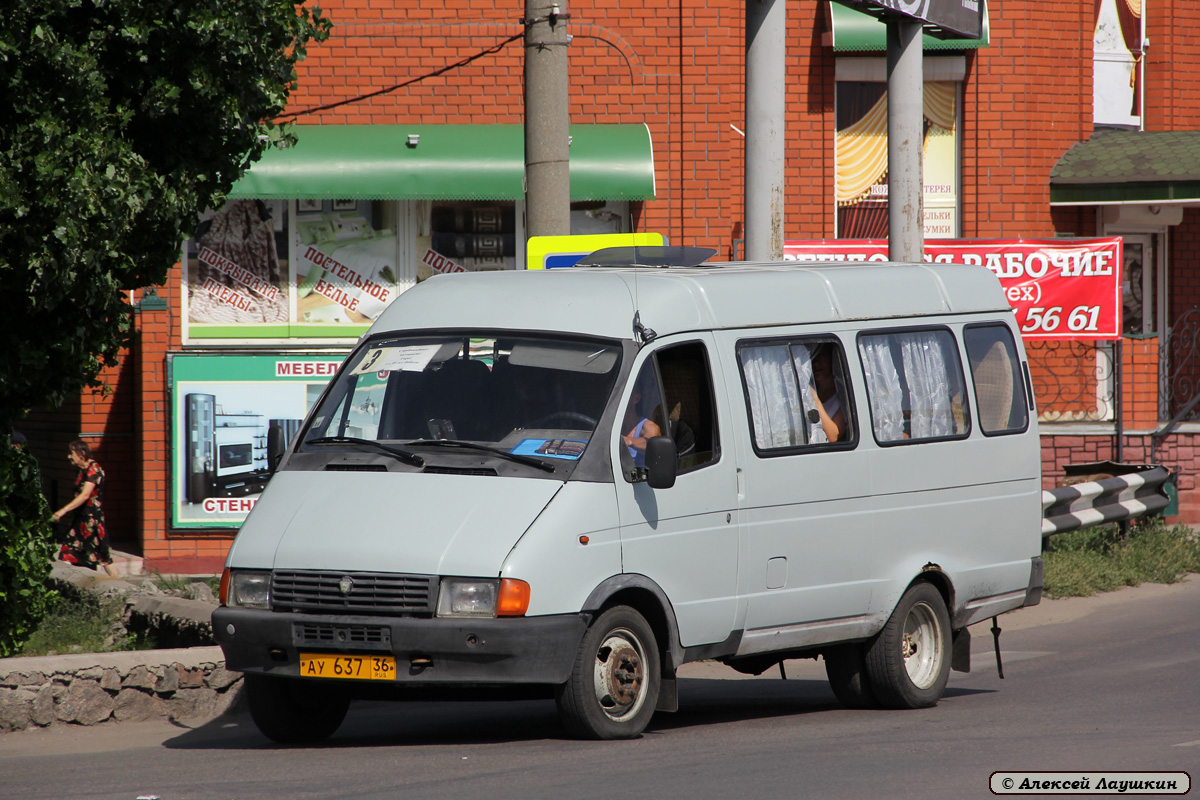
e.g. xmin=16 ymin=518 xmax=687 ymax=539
xmin=292 ymin=200 xmax=402 ymax=328
xmin=183 ymin=199 xmax=404 ymax=341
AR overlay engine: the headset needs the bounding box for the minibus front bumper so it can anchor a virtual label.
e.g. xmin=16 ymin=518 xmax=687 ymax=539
xmin=212 ymin=607 xmax=588 ymax=685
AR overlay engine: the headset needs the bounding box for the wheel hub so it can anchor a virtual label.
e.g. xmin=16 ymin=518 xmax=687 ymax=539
xmin=594 ymin=632 xmax=646 ymax=718
xmin=902 ymin=601 xmax=942 ymax=688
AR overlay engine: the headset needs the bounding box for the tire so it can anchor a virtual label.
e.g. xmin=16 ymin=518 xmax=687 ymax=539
xmin=245 ymin=674 xmax=350 ymax=744
xmin=555 ymin=605 xmax=661 ymax=739
xmin=824 ymin=644 xmax=879 ymax=709
xmin=864 ymin=582 xmax=951 ymax=709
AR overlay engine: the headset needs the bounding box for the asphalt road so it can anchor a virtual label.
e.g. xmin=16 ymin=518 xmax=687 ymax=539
xmin=2 ymin=578 xmax=1197 ymax=800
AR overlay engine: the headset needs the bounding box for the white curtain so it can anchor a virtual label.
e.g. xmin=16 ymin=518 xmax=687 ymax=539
xmin=858 ymin=337 xmax=905 ymax=442
xmin=900 ymin=332 xmax=955 ymax=438
xmin=790 ymin=346 xmax=825 ymax=444
xmin=741 ymin=344 xmax=805 ymax=448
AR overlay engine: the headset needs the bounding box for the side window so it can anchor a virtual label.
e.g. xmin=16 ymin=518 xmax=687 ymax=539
xmin=620 ymin=342 xmax=720 ymax=478
xmin=857 ymin=329 xmax=969 ymax=444
xmin=658 ymin=343 xmax=720 ymax=472
xmin=963 ymin=324 xmax=1029 ymax=435
xmin=737 ymin=337 xmax=856 ymax=453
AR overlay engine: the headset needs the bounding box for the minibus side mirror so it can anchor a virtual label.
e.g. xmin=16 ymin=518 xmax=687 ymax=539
xmin=644 ymin=436 xmax=677 ymax=489
xmin=267 ymin=424 xmax=286 ymax=475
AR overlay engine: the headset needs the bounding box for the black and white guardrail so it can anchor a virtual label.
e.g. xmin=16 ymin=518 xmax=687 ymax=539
xmin=1042 ymin=466 xmax=1172 ymax=538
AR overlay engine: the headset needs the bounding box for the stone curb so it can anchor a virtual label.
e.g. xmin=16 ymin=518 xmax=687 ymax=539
xmin=0 ymin=646 xmax=243 ymax=733
xmin=0 ymin=561 xmax=235 ymax=734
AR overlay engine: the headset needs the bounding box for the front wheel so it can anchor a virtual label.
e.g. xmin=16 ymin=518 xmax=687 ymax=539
xmin=244 ymin=674 xmax=350 ymax=744
xmin=864 ymin=582 xmax=951 ymax=709
xmin=555 ymin=605 xmax=661 ymax=739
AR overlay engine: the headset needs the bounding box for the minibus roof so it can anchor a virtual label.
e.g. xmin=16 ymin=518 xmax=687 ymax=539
xmin=372 ymin=260 xmax=1013 ymax=340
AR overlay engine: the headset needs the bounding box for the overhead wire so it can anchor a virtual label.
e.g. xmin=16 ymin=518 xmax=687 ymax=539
xmin=275 ymin=32 xmax=524 ymax=121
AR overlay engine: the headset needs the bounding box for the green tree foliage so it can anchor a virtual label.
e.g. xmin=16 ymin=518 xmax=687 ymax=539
xmin=0 ymin=446 xmax=57 ymax=657
xmin=0 ymin=0 xmax=330 ymax=425
xmin=0 ymin=0 xmax=330 ymax=653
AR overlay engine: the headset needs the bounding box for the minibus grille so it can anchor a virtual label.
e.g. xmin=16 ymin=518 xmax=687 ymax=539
xmin=272 ymin=570 xmax=437 ymax=616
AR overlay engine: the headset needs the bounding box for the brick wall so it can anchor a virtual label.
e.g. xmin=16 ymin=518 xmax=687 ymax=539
xmin=962 ymin=0 xmax=1092 ymax=239
xmin=135 ymin=268 xmax=237 ymax=573
xmin=1144 ymin=0 xmax=1200 ymax=131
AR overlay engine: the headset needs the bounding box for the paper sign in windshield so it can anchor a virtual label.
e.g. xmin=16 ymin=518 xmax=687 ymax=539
xmin=350 ymin=344 xmax=441 ymax=375
xmin=512 ymin=438 xmax=588 ymax=460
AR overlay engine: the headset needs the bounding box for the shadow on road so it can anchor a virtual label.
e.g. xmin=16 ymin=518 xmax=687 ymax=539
xmin=162 ymin=674 xmax=994 ymax=750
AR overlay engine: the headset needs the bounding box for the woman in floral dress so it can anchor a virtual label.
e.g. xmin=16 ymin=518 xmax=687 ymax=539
xmin=51 ymin=439 xmax=118 ymax=577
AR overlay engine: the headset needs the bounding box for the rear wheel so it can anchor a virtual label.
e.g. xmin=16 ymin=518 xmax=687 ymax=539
xmin=865 ymin=582 xmax=951 ymax=709
xmin=245 ymin=674 xmax=350 ymax=744
xmin=824 ymin=644 xmax=878 ymax=709
xmin=555 ymin=605 xmax=660 ymax=739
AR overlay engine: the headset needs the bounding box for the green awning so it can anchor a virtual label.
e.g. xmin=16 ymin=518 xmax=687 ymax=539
xmin=1050 ymin=129 xmax=1200 ymax=205
xmin=228 ymin=123 xmax=656 ymax=201
xmin=827 ymin=1 xmax=989 ymax=51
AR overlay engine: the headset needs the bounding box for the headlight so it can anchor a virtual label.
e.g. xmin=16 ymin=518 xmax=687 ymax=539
xmin=227 ymin=570 xmax=271 ymax=609
xmin=436 ymin=578 xmax=531 ymax=617
xmin=437 ymin=579 xmax=498 ymax=617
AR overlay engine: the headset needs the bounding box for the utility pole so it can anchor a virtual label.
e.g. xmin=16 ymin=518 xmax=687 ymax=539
xmin=886 ymin=17 xmax=924 ymax=263
xmin=524 ymin=1 xmax=571 ymax=239
xmin=744 ymin=0 xmax=786 ymax=262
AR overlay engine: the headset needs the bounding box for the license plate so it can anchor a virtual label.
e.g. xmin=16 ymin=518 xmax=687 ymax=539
xmin=299 ymin=653 xmax=397 ymax=681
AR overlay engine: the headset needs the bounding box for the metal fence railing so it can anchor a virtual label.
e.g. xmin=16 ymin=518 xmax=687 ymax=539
xmin=1041 ymin=465 xmax=1172 ymax=539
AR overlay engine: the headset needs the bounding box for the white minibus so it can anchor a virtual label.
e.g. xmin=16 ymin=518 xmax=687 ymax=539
xmin=213 ymin=246 xmax=1043 ymax=742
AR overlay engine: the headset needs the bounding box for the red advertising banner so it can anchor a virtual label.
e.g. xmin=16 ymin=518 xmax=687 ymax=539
xmin=783 ymin=238 xmax=1123 ymax=340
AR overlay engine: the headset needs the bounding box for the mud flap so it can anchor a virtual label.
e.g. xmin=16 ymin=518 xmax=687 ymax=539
xmin=656 ymin=675 xmax=679 ymax=712
xmin=951 ymin=626 xmax=971 ymax=673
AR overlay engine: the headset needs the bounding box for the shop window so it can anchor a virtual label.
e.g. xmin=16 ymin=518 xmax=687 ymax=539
xmin=417 ymin=201 xmax=517 ymax=280
xmin=1093 ymin=0 xmax=1144 ymax=128
xmin=570 ymin=201 xmax=629 ymax=235
xmin=294 ymin=199 xmax=402 ymax=327
xmin=184 ymin=198 xmax=404 ymax=341
xmin=186 ymin=199 xmax=290 ymax=330
xmin=834 ymin=61 xmax=961 ymax=240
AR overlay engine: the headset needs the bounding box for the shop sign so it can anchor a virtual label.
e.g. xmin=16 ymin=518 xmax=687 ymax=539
xmin=783 ymin=238 xmax=1123 ymax=340
xmin=169 ymin=353 xmax=347 ymax=529
xmin=834 ymin=0 xmax=983 ymax=39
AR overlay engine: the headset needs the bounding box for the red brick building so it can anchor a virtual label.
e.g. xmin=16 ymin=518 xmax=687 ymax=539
xmin=24 ymin=0 xmax=1200 ymax=572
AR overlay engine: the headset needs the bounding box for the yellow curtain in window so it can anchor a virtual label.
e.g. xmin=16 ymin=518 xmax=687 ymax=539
xmin=836 ymin=82 xmax=957 ymax=206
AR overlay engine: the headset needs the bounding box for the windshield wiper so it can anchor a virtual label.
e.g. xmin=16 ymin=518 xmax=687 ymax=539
xmin=306 ymin=436 xmax=425 ymax=468
xmin=412 ymin=439 xmax=557 ymax=473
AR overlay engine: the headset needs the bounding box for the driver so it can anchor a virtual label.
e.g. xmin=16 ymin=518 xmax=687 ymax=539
xmin=621 ymin=384 xmax=662 ymax=467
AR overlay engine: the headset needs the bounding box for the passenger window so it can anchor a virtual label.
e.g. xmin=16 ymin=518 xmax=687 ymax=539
xmin=621 ymin=342 xmax=720 ymax=478
xmin=738 ymin=338 xmax=856 ymax=452
xmin=963 ymin=324 xmax=1029 ymax=435
xmin=858 ymin=329 xmax=969 ymax=444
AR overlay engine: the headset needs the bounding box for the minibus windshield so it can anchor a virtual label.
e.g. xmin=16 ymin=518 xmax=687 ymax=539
xmin=301 ymin=333 xmax=621 ymax=463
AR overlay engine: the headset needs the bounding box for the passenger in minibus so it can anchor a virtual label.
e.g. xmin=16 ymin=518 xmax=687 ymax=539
xmin=809 ymin=344 xmax=846 ymax=443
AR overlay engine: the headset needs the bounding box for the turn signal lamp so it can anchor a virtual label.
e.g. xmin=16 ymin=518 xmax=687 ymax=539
xmin=497 ymin=578 xmax=531 ymax=616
